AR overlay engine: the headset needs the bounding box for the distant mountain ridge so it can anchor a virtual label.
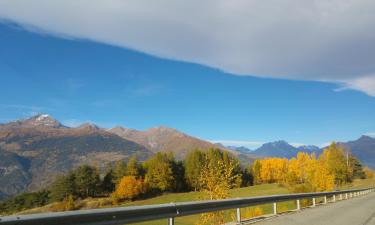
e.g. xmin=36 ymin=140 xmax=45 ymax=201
xmin=341 ymin=135 xmax=375 ymax=169
xmin=108 ymin=125 xmax=226 ymax=159
xmin=223 ymin=137 xmax=375 ymax=170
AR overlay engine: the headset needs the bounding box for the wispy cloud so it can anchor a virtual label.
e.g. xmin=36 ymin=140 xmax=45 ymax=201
xmin=1 ymin=1 xmax=375 ymax=96
xmin=90 ymin=99 xmax=119 ymax=107
xmin=0 ymin=104 xmax=51 ymax=120
xmin=62 ymin=118 xmax=115 ymax=128
xmin=65 ymin=78 xmax=85 ymax=94
xmin=129 ymin=83 xmax=167 ymax=97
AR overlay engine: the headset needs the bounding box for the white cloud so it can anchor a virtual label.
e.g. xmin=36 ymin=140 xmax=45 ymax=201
xmin=289 ymin=142 xmax=307 ymax=148
xmin=1 ymin=0 xmax=375 ymax=95
xmin=210 ymin=140 xmax=264 ymax=149
xmin=364 ymin=132 xmax=375 ymax=137
xmin=62 ymin=119 xmax=86 ymax=128
xmin=0 ymin=104 xmax=51 ymax=118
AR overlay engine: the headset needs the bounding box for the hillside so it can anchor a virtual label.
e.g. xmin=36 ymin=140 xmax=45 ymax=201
xmin=0 ymin=115 xmax=153 ymax=198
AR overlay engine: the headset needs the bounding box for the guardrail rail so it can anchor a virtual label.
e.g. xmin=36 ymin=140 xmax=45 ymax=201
xmin=0 ymin=187 xmax=374 ymax=225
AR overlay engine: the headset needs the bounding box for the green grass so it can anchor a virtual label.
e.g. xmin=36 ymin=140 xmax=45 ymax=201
xmin=125 ymin=184 xmax=292 ymax=225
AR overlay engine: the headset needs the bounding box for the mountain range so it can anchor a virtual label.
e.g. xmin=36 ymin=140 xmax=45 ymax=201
xmin=0 ymin=114 xmax=246 ymax=199
xmin=0 ymin=114 xmax=374 ymax=200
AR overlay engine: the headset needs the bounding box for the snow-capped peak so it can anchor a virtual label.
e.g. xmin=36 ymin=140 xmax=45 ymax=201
xmin=36 ymin=114 xmax=51 ymax=121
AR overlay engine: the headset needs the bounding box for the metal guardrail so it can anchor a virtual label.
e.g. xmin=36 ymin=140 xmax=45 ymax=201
xmin=0 ymin=187 xmax=374 ymax=225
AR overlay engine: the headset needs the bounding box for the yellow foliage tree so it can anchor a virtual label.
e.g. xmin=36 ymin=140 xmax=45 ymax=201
xmin=254 ymin=158 xmax=288 ymax=184
xmin=257 ymin=151 xmax=336 ymax=192
xmin=115 ymin=176 xmax=145 ymax=200
xmin=196 ymin=150 xmax=240 ymax=225
xmin=319 ymin=142 xmax=349 ymax=186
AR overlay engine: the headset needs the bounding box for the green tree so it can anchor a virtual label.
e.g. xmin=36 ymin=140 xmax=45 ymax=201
xmin=349 ymin=155 xmax=365 ymax=179
xmin=184 ymin=149 xmax=205 ymax=191
xmin=50 ymin=172 xmax=76 ymax=201
xmin=102 ymin=163 xmax=115 ymax=194
xmin=143 ymin=152 xmax=175 ymax=192
xmin=113 ymin=160 xmax=127 ymax=185
xmin=74 ymin=165 xmax=101 ymax=198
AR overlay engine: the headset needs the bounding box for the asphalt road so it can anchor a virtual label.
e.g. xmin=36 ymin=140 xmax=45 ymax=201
xmin=253 ymin=192 xmax=375 ymax=225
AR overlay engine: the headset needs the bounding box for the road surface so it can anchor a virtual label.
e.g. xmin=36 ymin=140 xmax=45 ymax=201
xmin=252 ymin=192 xmax=375 ymax=225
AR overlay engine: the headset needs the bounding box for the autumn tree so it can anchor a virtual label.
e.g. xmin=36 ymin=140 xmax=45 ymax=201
xmin=115 ymin=176 xmax=145 ymax=200
xmin=364 ymin=167 xmax=375 ymax=179
xmin=254 ymin=158 xmax=288 ymax=184
xmin=320 ymin=142 xmax=348 ymax=186
xmin=196 ymin=149 xmax=241 ymax=225
xmin=252 ymin=160 xmax=262 ymax=185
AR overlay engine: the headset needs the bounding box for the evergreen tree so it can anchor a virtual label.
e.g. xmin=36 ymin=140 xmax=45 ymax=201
xmin=50 ymin=172 xmax=76 ymax=201
xmin=102 ymin=164 xmax=115 ymax=194
xmin=73 ymin=165 xmax=101 ymax=198
xmin=349 ymin=155 xmax=365 ymax=179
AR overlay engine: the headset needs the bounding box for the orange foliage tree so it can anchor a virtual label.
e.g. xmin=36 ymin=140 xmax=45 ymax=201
xmin=115 ymin=176 xmax=145 ymax=200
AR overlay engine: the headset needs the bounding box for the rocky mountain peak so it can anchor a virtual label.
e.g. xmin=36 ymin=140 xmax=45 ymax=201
xmin=12 ymin=114 xmax=63 ymax=128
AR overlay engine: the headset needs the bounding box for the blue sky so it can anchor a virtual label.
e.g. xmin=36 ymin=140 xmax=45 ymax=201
xmin=0 ymin=22 xmax=374 ymax=148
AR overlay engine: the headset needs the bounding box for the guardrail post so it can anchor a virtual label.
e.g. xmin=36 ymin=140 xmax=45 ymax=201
xmin=324 ymin=196 xmax=327 ymax=204
xmin=273 ymin=202 xmax=277 ymax=215
xmin=168 ymin=217 xmax=174 ymax=225
xmin=296 ymin=199 xmax=301 ymax=210
xmin=345 ymin=193 xmax=348 ymax=199
xmin=236 ymin=208 xmax=241 ymax=223
xmin=339 ymin=194 xmax=343 ymax=200
xmin=312 ymin=198 xmax=316 ymax=207
xmin=332 ymin=195 xmax=336 ymax=202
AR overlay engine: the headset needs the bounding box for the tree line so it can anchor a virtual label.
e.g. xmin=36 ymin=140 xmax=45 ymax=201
xmin=1 ymin=144 xmax=374 ymax=215
xmin=49 ymin=149 xmax=246 ymax=204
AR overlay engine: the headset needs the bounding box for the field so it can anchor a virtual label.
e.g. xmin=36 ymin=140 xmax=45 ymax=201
xmin=19 ymin=178 xmax=375 ymax=225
